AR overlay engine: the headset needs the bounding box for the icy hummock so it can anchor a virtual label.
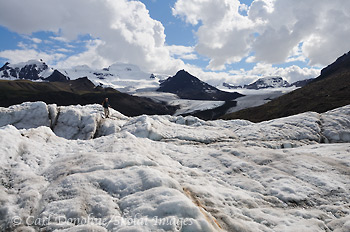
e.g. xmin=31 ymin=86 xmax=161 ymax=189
xmin=0 ymin=102 xmax=350 ymax=231
xmin=1 ymin=102 xmax=349 ymax=144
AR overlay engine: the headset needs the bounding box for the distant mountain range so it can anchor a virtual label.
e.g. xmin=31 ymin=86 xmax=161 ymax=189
xmin=0 ymin=60 xmax=314 ymax=95
xmin=223 ymin=76 xmax=313 ymax=90
xmin=2 ymin=50 xmax=349 ymax=122
xmin=222 ymin=51 xmax=350 ymax=122
xmin=157 ymin=70 xmax=244 ymax=101
xmin=0 ymin=60 xmax=165 ymax=93
xmin=0 ymin=77 xmax=177 ymax=116
xmin=0 ymin=60 xmax=244 ymax=104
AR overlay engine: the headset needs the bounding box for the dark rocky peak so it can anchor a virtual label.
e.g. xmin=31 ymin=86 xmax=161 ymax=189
xmin=45 ymin=70 xmax=70 ymax=82
xmin=69 ymin=77 xmax=96 ymax=91
xmin=158 ymin=70 xmax=244 ymax=101
xmin=159 ymin=69 xmax=214 ymax=91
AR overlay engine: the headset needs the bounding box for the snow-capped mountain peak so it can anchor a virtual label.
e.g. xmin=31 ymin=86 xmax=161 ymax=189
xmin=222 ymin=76 xmax=291 ymax=90
xmin=11 ymin=59 xmax=47 ymax=69
xmin=247 ymin=76 xmax=290 ymax=89
xmin=0 ymin=59 xmax=60 ymax=81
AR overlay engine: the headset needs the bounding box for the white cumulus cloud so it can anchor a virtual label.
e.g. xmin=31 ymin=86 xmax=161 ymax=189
xmin=1 ymin=0 xmax=348 ymax=85
xmin=0 ymin=49 xmax=66 ymax=64
xmin=0 ymin=0 xmax=185 ymax=73
xmin=167 ymin=45 xmax=198 ymax=60
xmin=173 ymin=0 xmax=350 ymax=70
xmin=173 ymin=0 xmax=255 ymax=70
xmin=228 ymin=63 xmax=320 ymax=85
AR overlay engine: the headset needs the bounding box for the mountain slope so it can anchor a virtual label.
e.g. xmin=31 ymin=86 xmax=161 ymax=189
xmin=290 ymin=78 xmax=313 ymax=87
xmin=0 ymin=77 xmax=177 ymax=116
xmin=157 ymin=70 xmax=243 ymax=100
xmin=319 ymin=51 xmax=350 ymax=80
xmin=222 ymin=52 xmax=350 ymax=122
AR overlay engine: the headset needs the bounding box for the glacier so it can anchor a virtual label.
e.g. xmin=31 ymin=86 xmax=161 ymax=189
xmin=0 ymin=102 xmax=349 ymax=231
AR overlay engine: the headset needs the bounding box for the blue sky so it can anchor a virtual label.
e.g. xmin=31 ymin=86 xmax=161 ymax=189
xmin=0 ymin=0 xmax=349 ymax=85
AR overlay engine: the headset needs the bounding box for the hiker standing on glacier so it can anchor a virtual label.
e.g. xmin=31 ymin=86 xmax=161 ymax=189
xmin=102 ymin=97 xmax=110 ymax=118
